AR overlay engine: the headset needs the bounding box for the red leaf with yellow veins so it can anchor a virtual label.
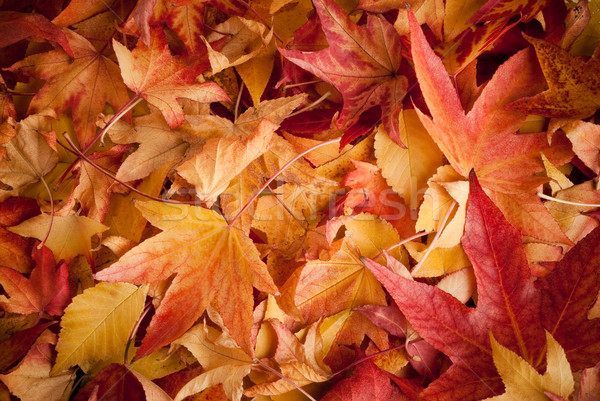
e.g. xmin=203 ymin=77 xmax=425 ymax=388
xmin=506 ymin=36 xmax=600 ymax=119
xmin=365 ymin=174 xmax=546 ymax=401
xmin=95 ymin=200 xmax=278 ymax=358
xmin=0 ymin=246 xmax=70 ymax=317
xmin=279 ymin=0 xmax=407 ymax=145
xmin=113 ymin=28 xmax=229 ymax=129
xmin=537 ymin=226 xmax=600 ymax=370
xmin=408 ymin=11 xmax=572 ymax=244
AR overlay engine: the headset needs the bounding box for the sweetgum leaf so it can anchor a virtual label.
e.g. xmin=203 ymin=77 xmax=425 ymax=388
xmin=279 ymin=0 xmax=407 ymax=145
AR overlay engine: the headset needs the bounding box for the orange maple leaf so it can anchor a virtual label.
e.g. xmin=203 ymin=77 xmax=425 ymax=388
xmin=506 ymin=35 xmax=600 ymax=119
xmin=112 ymin=28 xmax=229 ymax=129
xmin=7 ymin=30 xmax=129 ymax=149
xmin=95 ymin=201 xmax=278 ymax=358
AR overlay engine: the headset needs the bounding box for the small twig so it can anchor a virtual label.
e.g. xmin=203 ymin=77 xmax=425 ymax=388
xmin=411 ymin=200 xmax=457 ymax=276
xmin=537 ymin=192 xmax=600 ymax=208
xmin=228 ymin=137 xmax=342 ymax=226
xmin=283 ymin=80 xmax=324 ymax=90
xmin=287 ymin=92 xmax=331 ymax=118
xmin=254 ymin=359 xmax=318 ymax=401
xmin=60 ymin=136 xmax=197 ymax=206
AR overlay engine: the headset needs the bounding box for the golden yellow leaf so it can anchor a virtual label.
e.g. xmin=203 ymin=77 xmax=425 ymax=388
xmin=52 ymin=282 xmax=147 ymax=373
xmin=8 ymin=213 xmax=108 ymax=263
xmin=236 ymin=52 xmax=275 ymax=107
xmin=483 ymin=331 xmax=574 ymax=401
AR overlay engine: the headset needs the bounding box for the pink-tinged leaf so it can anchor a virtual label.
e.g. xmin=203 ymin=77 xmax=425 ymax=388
xmin=462 ymin=172 xmax=545 ymax=365
xmin=0 ymin=322 xmax=54 ymax=372
xmin=321 ymin=358 xmax=407 ymax=401
xmin=363 ymin=174 xmax=550 ymax=400
xmin=279 ymin=0 xmax=407 ymax=145
xmin=0 ymin=246 xmax=70 ymax=316
xmin=362 ymin=257 xmax=498 ymax=401
xmin=408 ymin=10 xmax=572 ymax=244
xmin=537 ymin=226 xmax=600 ymax=370
xmin=113 ymin=27 xmax=229 ymax=129
xmin=355 ymin=304 xmax=408 ymax=338
xmin=0 ymin=12 xmax=72 ymax=56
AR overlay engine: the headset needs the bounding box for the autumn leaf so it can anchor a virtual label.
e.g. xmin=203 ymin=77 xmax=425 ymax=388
xmin=173 ymin=323 xmax=254 ymax=401
xmin=408 ymin=10 xmax=572 ymax=243
xmin=321 ymin=358 xmax=407 ymax=401
xmin=365 ymin=174 xmax=546 ymax=401
xmin=0 ymin=330 xmax=75 ymax=401
xmin=0 ymin=246 xmax=69 ymax=317
xmin=176 ymin=118 xmax=278 ymax=206
xmin=0 ymin=112 xmax=58 ymax=201
xmin=52 ymin=282 xmax=147 ymax=373
xmin=0 ymin=12 xmax=72 ymax=56
xmin=537 ymin=225 xmax=600 ymax=370
xmin=7 ymin=30 xmax=129 ymax=148
xmin=112 ymin=27 xmax=229 ymax=129
xmin=506 ymin=35 xmax=600 ymax=119
xmin=8 ymin=213 xmax=109 ymax=264
xmin=0 ymin=322 xmax=54 ymax=373
xmin=96 ymin=200 xmax=278 ymax=358
xmin=279 ymin=0 xmax=408 ymax=145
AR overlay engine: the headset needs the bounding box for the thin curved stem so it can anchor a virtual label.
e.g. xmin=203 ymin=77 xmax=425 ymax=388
xmin=61 ymin=135 xmax=197 ymax=206
xmin=287 ymin=92 xmax=331 ymax=118
xmin=411 ymin=200 xmax=457 ymax=276
xmin=537 ymin=192 xmax=600 ymax=208
xmin=235 ymin=82 xmax=245 ymax=121
xmin=125 ymin=301 xmax=152 ymax=365
xmin=36 ymin=175 xmax=54 ymax=250
xmin=228 ymin=137 xmax=341 ymax=226
xmin=254 ymin=360 xmax=317 ymax=401
xmin=57 ymin=95 xmax=142 ymax=185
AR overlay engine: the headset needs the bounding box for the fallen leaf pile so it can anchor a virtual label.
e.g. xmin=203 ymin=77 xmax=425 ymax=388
xmin=0 ymin=0 xmax=600 ymax=400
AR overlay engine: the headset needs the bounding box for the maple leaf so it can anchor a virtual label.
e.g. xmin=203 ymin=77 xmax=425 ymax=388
xmin=6 ymin=30 xmax=129 ymax=149
xmin=321 ymin=358 xmax=407 ymax=401
xmin=365 ymin=174 xmax=546 ymax=401
xmin=506 ymin=36 xmax=600 ymax=119
xmin=95 ymin=200 xmax=278 ymax=358
xmin=176 ymin=118 xmax=278 ymax=206
xmin=0 ymin=112 xmax=58 ymax=201
xmin=562 ymin=120 xmax=600 ymax=175
xmin=279 ymin=0 xmax=408 ymax=145
xmin=173 ymin=322 xmax=254 ymax=401
xmin=0 ymin=12 xmax=72 ymax=56
xmin=8 ymin=213 xmax=109 ymax=264
xmin=112 ymin=27 xmax=229 ymax=129
xmin=537 ymin=225 xmax=600 ymax=371
xmin=483 ymin=331 xmax=574 ymax=401
xmin=408 ymin=11 xmax=572 ymax=244
xmin=0 ymin=246 xmax=70 ymax=317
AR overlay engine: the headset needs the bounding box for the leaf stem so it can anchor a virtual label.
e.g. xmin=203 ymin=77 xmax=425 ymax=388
xmin=254 ymin=359 xmax=318 ymax=401
xmin=60 ymin=135 xmax=197 ymax=206
xmin=282 ymin=80 xmax=324 ymax=90
xmin=37 ymin=175 xmax=54 ymax=250
xmin=125 ymin=301 xmax=152 ymax=365
xmin=537 ymin=192 xmax=600 ymax=208
xmin=235 ymin=82 xmax=245 ymax=121
xmin=287 ymin=92 xmax=331 ymax=118
xmin=228 ymin=137 xmax=341 ymax=226
xmin=410 ymin=200 xmax=457 ymax=276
